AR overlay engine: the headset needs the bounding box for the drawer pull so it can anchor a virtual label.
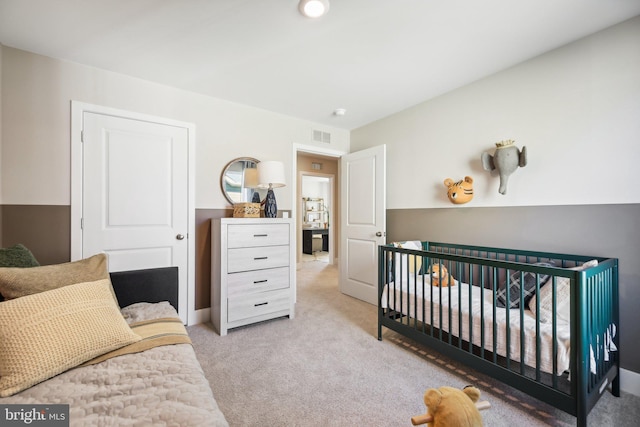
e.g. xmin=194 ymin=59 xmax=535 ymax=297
xmin=254 ymin=279 xmax=268 ymax=284
xmin=254 ymin=302 xmax=268 ymax=307
xmin=254 ymin=256 xmax=268 ymax=260
xmin=253 ymin=234 xmax=268 ymax=237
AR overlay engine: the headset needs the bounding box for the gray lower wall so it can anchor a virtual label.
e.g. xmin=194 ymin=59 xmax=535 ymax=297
xmin=195 ymin=208 xmax=232 ymax=309
xmin=0 ymin=206 xmax=289 ymax=311
xmin=3 ymin=203 xmax=638 ymax=373
xmin=0 ymin=205 xmax=233 ymax=309
xmin=387 ymin=203 xmax=640 ymax=373
xmin=1 ymin=205 xmax=70 ymax=265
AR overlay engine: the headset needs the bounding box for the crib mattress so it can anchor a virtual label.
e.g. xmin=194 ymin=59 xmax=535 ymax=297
xmin=381 ymin=276 xmax=571 ymax=375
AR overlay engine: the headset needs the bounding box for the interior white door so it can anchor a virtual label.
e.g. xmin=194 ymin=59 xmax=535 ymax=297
xmin=339 ymin=145 xmax=386 ymax=305
xmin=82 ymin=112 xmax=189 ymax=322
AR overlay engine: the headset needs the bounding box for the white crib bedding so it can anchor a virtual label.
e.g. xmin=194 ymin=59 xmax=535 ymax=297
xmin=381 ymin=276 xmax=571 ymax=375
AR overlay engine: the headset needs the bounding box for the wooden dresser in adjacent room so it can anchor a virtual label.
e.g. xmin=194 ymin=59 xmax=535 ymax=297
xmin=210 ymin=218 xmax=295 ymax=336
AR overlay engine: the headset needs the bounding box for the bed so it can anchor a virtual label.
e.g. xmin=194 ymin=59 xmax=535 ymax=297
xmin=378 ymin=241 xmax=620 ymax=427
xmin=0 ymin=250 xmax=228 ymax=427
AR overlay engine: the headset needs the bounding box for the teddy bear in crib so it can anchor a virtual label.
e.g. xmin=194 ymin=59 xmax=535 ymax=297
xmin=428 ymin=263 xmax=455 ymax=287
xmin=411 ymin=385 xmax=489 ymax=427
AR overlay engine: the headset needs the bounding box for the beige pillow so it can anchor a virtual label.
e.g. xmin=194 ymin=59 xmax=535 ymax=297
xmin=0 ymin=253 xmax=108 ymax=300
xmin=0 ymin=278 xmax=141 ymax=397
xmin=529 ymin=260 xmax=598 ymax=323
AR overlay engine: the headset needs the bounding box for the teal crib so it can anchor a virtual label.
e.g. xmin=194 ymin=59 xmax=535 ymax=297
xmin=378 ymin=241 xmax=619 ymax=427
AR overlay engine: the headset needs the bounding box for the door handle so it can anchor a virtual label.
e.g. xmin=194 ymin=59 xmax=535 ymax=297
xmin=375 ymin=231 xmax=383 ymax=237
xmin=176 ymin=234 xmax=185 ymax=240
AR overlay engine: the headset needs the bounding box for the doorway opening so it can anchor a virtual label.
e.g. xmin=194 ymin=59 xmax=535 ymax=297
xmin=294 ymin=146 xmax=342 ymax=269
xmin=301 ymin=175 xmax=331 ymax=263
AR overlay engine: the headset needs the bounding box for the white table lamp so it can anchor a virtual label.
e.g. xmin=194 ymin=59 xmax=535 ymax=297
xmin=257 ymin=161 xmax=286 ymax=218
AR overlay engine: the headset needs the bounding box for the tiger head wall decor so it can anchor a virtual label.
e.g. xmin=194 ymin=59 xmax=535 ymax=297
xmin=444 ymin=176 xmax=474 ymax=204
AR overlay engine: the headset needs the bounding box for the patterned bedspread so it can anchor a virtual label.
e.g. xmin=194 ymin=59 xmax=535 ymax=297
xmin=0 ymin=302 xmax=229 ymax=427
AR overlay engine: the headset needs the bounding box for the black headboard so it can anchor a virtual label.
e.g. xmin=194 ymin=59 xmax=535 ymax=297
xmin=109 ymin=266 xmax=179 ymax=311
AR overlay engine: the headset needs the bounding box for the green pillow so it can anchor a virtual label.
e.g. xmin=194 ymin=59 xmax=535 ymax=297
xmin=0 ymin=244 xmax=40 ymax=268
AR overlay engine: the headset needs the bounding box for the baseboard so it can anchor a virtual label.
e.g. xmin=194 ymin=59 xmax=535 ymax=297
xmin=621 ymin=368 xmax=640 ymax=397
xmin=192 ymin=307 xmax=211 ymax=325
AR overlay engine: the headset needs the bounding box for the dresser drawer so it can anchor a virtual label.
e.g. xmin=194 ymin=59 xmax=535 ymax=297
xmin=227 ymin=267 xmax=290 ymax=297
xmin=227 ymin=224 xmax=290 ymax=248
xmin=227 ymin=289 xmax=291 ymax=323
xmin=227 ymin=246 xmax=289 ymax=273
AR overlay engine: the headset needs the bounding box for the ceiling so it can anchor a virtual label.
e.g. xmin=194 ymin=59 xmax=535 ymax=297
xmin=1 ymin=1 xmax=639 ymax=130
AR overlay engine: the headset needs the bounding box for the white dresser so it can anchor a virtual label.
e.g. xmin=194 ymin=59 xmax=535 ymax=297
xmin=210 ymin=218 xmax=295 ymax=336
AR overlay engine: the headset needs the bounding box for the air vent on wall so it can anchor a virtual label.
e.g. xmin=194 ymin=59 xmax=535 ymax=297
xmin=313 ymin=129 xmax=331 ymax=144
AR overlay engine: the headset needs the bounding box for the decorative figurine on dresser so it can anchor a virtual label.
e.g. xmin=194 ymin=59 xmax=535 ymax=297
xmin=210 ymin=218 xmax=296 ymax=336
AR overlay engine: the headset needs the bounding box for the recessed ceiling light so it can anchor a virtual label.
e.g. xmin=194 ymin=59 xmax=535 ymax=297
xmin=298 ymin=0 xmax=330 ymax=19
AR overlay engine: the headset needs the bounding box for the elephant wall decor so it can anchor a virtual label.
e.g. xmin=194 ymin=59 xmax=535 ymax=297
xmin=481 ymin=139 xmax=527 ymax=195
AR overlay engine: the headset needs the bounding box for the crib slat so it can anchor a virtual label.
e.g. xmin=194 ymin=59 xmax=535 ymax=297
xmin=612 ymin=260 xmax=621 ymax=397
xmin=420 ymin=267 xmax=426 ymax=336
xmin=468 ymin=262 xmax=475 ymax=354
xmin=554 ymin=274 xmax=561 ymax=386
xmin=438 ymin=258 xmax=444 ymax=342
xmin=455 ymin=260 xmax=462 ymax=349
xmin=533 ymin=276 xmax=542 ymax=383
xmin=505 ymin=269 xmax=512 ymax=371
xmin=550 ymin=276 xmax=558 ymax=388
xmin=591 ymin=274 xmax=598 ymax=391
xmin=479 ymin=265 xmax=486 ymax=359
xmin=492 ymin=267 xmax=498 ymax=365
xmin=519 ymin=270 xmax=526 ymax=376
xmin=576 ymin=269 xmax=589 ymax=425
xmin=445 ymin=258 xmax=453 ymax=346
xmin=416 ymin=255 xmax=418 ymax=328
xmin=429 ymin=256 xmax=435 ymax=336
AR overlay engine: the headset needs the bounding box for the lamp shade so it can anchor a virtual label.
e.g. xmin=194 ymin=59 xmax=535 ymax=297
xmin=243 ymin=167 xmax=259 ymax=188
xmin=257 ymin=161 xmax=286 ymax=189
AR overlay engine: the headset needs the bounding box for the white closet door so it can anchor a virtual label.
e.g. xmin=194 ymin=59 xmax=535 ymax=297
xmin=82 ymin=111 xmax=189 ymax=322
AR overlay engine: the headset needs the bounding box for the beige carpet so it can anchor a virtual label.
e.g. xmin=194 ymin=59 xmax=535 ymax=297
xmin=301 ymin=251 xmax=329 ymax=263
xmin=188 ymin=261 xmax=639 ymax=426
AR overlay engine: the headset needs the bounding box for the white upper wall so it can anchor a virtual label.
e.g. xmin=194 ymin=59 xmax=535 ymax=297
xmin=0 ymin=46 xmax=349 ymax=208
xmin=0 ymin=44 xmax=3 ymax=205
xmin=352 ymin=16 xmax=640 ymax=209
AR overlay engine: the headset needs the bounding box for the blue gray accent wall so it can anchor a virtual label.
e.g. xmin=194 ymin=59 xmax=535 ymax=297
xmin=1 ymin=205 xmax=70 ymax=265
xmin=3 ymin=203 xmax=638 ymax=373
xmin=386 ymin=203 xmax=640 ymax=373
xmin=0 ymin=206 xmax=286 ymax=311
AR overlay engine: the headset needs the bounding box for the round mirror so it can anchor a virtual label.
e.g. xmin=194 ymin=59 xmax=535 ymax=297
xmin=220 ymin=157 xmax=266 ymax=205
